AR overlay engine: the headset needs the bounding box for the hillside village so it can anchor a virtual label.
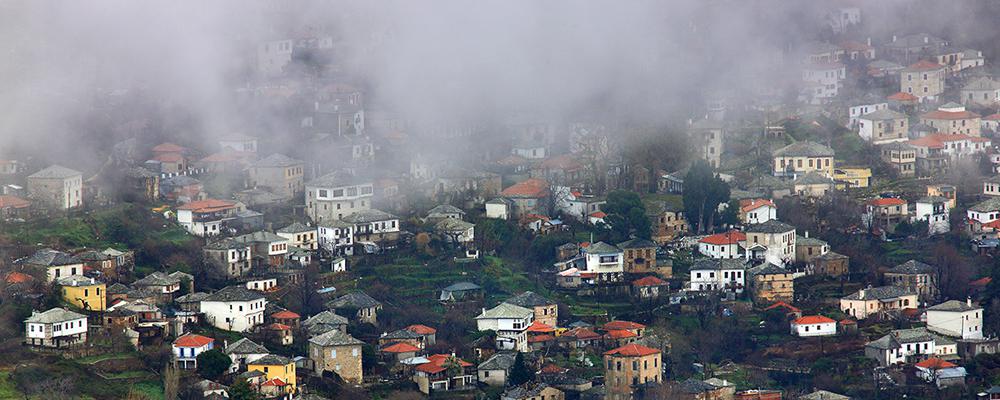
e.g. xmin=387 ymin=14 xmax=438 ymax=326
xmin=9 ymin=2 xmax=1000 ymax=400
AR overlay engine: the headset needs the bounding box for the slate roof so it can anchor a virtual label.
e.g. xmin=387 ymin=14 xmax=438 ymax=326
xmin=970 ymin=197 xmax=1000 ymax=212
xmin=107 ymin=283 xmax=131 ymax=295
xmin=435 ymin=218 xmax=474 ymax=232
xmin=478 ymin=352 xmax=517 ymax=370
xmin=205 ymin=238 xmax=251 ymax=250
xmin=841 ymin=285 xmax=913 ymax=301
xmin=746 ymin=220 xmax=796 ymax=234
xmin=815 ymin=251 xmax=848 ymax=261
xmin=15 ymin=249 xmax=79 ymax=266
xmin=382 ymin=329 xmax=422 ymax=341
xmin=25 ymin=308 xmax=86 ymax=324
xmin=276 ymin=222 xmax=313 ymax=234
xmin=867 ymin=327 xmax=935 ymax=350
xmin=306 ymin=170 xmax=370 ymax=188
xmin=860 ymin=108 xmax=906 ymax=120
xmin=427 ymin=204 xmax=465 ymax=217
xmin=134 ymin=271 xmax=180 ymax=287
xmin=796 ymin=235 xmax=827 ymax=246
xmin=327 ymin=292 xmax=381 ymax=309
xmin=234 ymin=231 xmax=288 ymax=244
xmin=251 ymin=354 xmax=292 ymax=366
xmin=773 ymin=141 xmax=834 ymax=157
xmin=252 ymin=153 xmax=302 ymax=168
xmin=800 ymin=390 xmax=850 ymax=400
xmin=502 ymin=383 xmax=555 ymax=399
xmin=690 ymin=259 xmax=748 ymax=271
xmin=303 ymin=310 xmax=349 ymax=327
xmin=309 ymin=329 xmax=363 ymax=347
xmin=887 ymin=260 xmax=935 ymax=275
xmin=442 ymin=282 xmax=482 ymax=292
xmin=927 ymin=300 xmax=980 ymax=312
xmin=748 ymin=263 xmax=787 ymax=277
xmin=583 ymin=241 xmax=621 ymax=255
xmin=793 ymin=171 xmax=836 ymax=186
xmin=342 ymin=209 xmax=397 ymax=224
xmin=617 ymin=238 xmax=657 ymax=249
xmin=476 ymin=303 xmax=533 ymax=320
xmin=202 ymin=286 xmax=265 ymax=302
xmin=504 ymin=291 xmax=555 ymax=308
xmin=28 ymin=165 xmax=82 ymax=179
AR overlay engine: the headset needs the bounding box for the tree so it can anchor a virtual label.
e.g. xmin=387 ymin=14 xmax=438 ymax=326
xmin=683 ymin=160 xmax=730 ymax=233
xmin=163 ymin=362 xmax=179 ymax=400
xmin=508 ymin=352 xmax=533 ymax=386
xmin=196 ymin=349 xmax=231 ymax=380
xmin=227 ymin=379 xmax=261 ymax=400
xmin=602 ymin=190 xmax=651 ymax=240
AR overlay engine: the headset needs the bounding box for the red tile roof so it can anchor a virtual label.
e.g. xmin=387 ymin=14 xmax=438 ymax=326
xmin=971 ymin=277 xmax=992 ymax=287
xmin=604 ymin=329 xmax=638 ymax=339
xmin=271 ymin=310 xmax=300 ymax=320
xmin=416 ymin=354 xmax=473 ymax=374
xmin=740 ymin=199 xmax=775 ymax=213
xmin=868 ymin=198 xmax=906 ymax=207
xmin=915 ymin=357 xmax=956 ymax=369
xmin=908 ymin=133 xmax=989 ymax=149
xmin=589 ymin=211 xmax=607 ymax=218
xmin=540 ymin=154 xmax=584 ymax=171
xmin=174 ymin=334 xmax=213 ymax=348
xmin=540 ymin=363 xmax=566 ymax=374
xmin=764 ymin=301 xmax=802 ymax=314
xmin=563 ymin=327 xmax=601 ymax=340
xmin=839 ymin=40 xmax=872 ymax=51
xmin=905 ymin=60 xmax=945 ymax=71
xmin=604 ymin=343 xmax=660 ymax=357
xmin=838 ymin=319 xmax=857 ymax=325
xmin=922 ymin=110 xmax=981 ymax=120
xmin=888 ymin=92 xmax=919 ymax=101
xmin=405 ymin=324 xmax=437 ymax=335
xmin=0 ymin=195 xmax=30 ymax=209
xmin=633 ymin=276 xmax=667 ymax=287
xmin=793 ymin=315 xmax=836 ymax=325
xmin=986 ymin=113 xmax=1000 ymax=121
xmin=382 ymin=342 xmax=420 ymax=353
xmin=526 ymin=320 xmax=555 ymax=333
xmin=603 ymin=320 xmax=646 ymax=331
xmin=500 ymin=178 xmax=549 ymax=198
xmin=177 ymin=199 xmax=237 ymax=212
xmin=261 ymin=377 xmax=287 ymax=387
xmin=699 ymin=231 xmax=746 ymax=245
xmin=265 ymin=323 xmax=291 ymax=331
xmin=152 ymin=142 xmax=187 ymax=153
xmin=528 ymin=334 xmax=556 ymax=343
xmin=5 ymin=272 xmax=34 ymax=284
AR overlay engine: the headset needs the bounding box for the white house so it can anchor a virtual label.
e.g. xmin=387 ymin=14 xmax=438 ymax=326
xmin=791 ymin=315 xmax=837 ymax=337
xmin=15 ymin=249 xmax=84 ymax=283
xmin=552 ymin=186 xmax=606 ymax=222
xmin=276 ymin=222 xmax=318 ymax=251
xmin=305 ymin=171 xmax=374 ymax=223
xmin=914 ymin=196 xmax=950 ymax=235
xmin=244 ymin=277 xmax=278 ymax=292
xmin=926 ymin=299 xmax=983 ymax=339
xmin=342 ymin=209 xmax=400 ymax=244
xmin=475 ymin=303 xmax=534 ymax=352
xmin=744 ymin=220 xmax=797 ymax=267
xmin=802 ymin=62 xmax=846 ymax=104
xmin=176 ymin=199 xmax=240 ymax=237
xmin=317 ymin=220 xmax=355 ymax=256
xmin=848 ymin=98 xmax=889 ymax=127
xmin=581 ymin=242 xmax=624 ymax=283
xmin=200 ymin=286 xmax=266 ymax=332
xmin=688 ymin=259 xmax=747 ymax=293
xmin=173 ymin=334 xmax=215 ymax=369
xmin=741 ymin=199 xmax=777 ymax=224
xmin=865 ymin=328 xmax=949 ymax=366
xmin=24 ymin=308 xmax=88 ymax=348
xmin=434 ymin=219 xmax=475 ymax=244
xmin=697 ymin=231 xmax=745 ymax=259
xmin=486 ymin=198 xmax=513 ymax=220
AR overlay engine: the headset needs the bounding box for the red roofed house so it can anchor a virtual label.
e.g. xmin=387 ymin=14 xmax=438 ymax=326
xmin=264 ymin=323 xmax=293 ymax=345
xmin=381 ymin=342 xmax=420 ymax=362
xmin=0 ymin=195 xmax=31 ymax=220
xmin=632 ymin=276 xmax=668 ymax=300
xmin=915 ymin=357 xmax=966 ymax=387
xmin=740 ymin=199 xmax=777 ymax=224
xmin=840 ymin=40 xmax=875 ymax=60
xmin=413 ymin=354 xmax=475 ymax=394
xmin=499 ymin=178 xmax=550 ymax=219
xmin=604 ymin=344 xmax=662 ymax=400
xmin=560 ymin=327 xmax=602 ymax=349
xmin=150 ymin=143 xmax=190 ymax=174
xmin=920 ymin=103 xmax=982 ymax=137
xmin=866 ymin=197 xmax=908 ymax=232
xmin=791 ymin=315 xmax=837 ymax=337
xmin=176 ymin=199 xmax=242 ymax=237
xmin=698 ymin=231 xmax=746 ymax=260
xmin=173 ymin=333 xmax=215 ymax=369
xmin=906 ymin=133 xmax=990 ymax=176
xmin=271 ymin=310 xmax=300 ymax=328
xmin=764 ymin=301 xmax=803 ymax=319
xmin=983 ymin=113 xmax=1000 ymax=136
xmin=602 ymin=320 xmax=646 ymax=338
xmin=405 ymin=324 xmax=437 ymax=346
xmin=901 ymin=60 xmax=946 ymax=101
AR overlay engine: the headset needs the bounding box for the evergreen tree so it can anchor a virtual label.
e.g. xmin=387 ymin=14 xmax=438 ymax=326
xmin=509 ymin=352 xmax=533 ymax=386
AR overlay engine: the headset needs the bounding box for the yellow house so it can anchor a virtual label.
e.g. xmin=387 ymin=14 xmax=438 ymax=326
xmin=59 ymin=275 xmax=106 ymax=311
xmin=833 ymin=166 xmax=872 ymax=189
xmin=248 ymin=354 xmax=296 ymax=393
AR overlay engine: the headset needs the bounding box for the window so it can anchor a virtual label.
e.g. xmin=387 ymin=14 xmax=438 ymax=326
xmin=318 ymin=189 xmax=328 ymax=197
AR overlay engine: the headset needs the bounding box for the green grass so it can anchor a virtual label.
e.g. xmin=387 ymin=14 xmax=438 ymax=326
xmin=0 ymin=371 xmax=22 ymax=398
xmin=129 ymin=381 xmax=165 ymax=400
xmin=75 ymin=352 xmax=136 ymax=365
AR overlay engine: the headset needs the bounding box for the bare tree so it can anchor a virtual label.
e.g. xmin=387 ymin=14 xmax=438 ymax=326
xmin=163 ymin=362 xmax=179 ymax=400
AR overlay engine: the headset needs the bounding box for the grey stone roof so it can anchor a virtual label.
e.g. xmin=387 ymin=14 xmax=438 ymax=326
xmin=773 ymin=141 xmax=834 ymax=157
xmin=434 ymin=218 xmax=474 ymax=232
xmin=203 ymin=286 xmax=265 ymax=302
xmin=746 ymin=220 xmax=796 ymax=234
xmin=504 ymin=291 xmax=555 ymax=308
xmin=860 ymin=108 xmax=905 ymax=120
xmin=748 ymin=263 xmax=787 ymax=277
xmin=25 ymin=308 xmax=86 ymax=324
xmin=679 ymin=378 xmax=718 ymax=394
xmin=305 ymin=170 xmax=369 ymax=189
xmin=476 ymin=303 xmax=533 ymax=320
xmin=382 ymin=329 xmax=422 ymax=341
xmin=15 ymin=249 xmax=79 ymax=266
xmin=205 ymin=238 xmax=251 ymax=250
xmin=234 ymin=231 xmax=288 ymax=244
xmin=28 ymin=165 xmax=81 ymax=179
xmin=928 ymin=300 xmax=980 ymax=312
xmin=583 ymin=241 xmax=621 ymax=255
xmin=107 ymin=283 xmax=131 ymax=295
xmin=342 ymin=209 xmax=397 ymax=224
xmin=57 ymin=275 xmax=96 ymax=287
xmin=887 ymin=260 xmax=935 ymax=275
xmin=971 ymin=197 xmax=1000 ymax=212
xmin=134 ymin=271 xmax=180 ymax=287
xmin=815 ymin=251 xmax=848 ymax=261
xmin=796 ymin=235 xmax=827 ymax=247
xmin=277 ymin=222 xmax=313 ymax=234
xmin=502 ymin=383 xmax=554 ymax=400
xmin=867 ymin=327 xmax=936 ymax=350
xmin=793 ymin=171 xmax=836 ymax=186
xmin=309 ymin=329 xmax=363 ymax=347
xmin=479 ymin=352 xmax=517 ymax=370
xmin=691 ymin=258 xmax=748 ymax=271
xmin=327 ymin=292 xmax=381 ymax=309
xmin=800 ymin=390 xmax=851 ymax=400
xmin=442 ymin=282 xmax=482 ymax=292
xmin=251 ymin=354 xmax=292 ymax=366
xmin=841 ymin=285 xmax=913 ymax=301
xmin=917 ymin=196 xmax=948 ymax=204
xmin=963 ymin=77 xmax=1000 ymax=91
xmin=617 ymin=238 xmax=657 ymax=249
xmin=252 ymin=153 xmax=302 ymax=168
xmin=74 ymin=250 xmax=112 ymax=262
xmin=176 ymin=292 xmax=209 ymax=303
xmin=303 ymin=310 xmax=349 ymax=327
xmin=427 ymin=204 xmax=465 ymax=217
xmin=225 ymin=338 xmax=269 ymax=355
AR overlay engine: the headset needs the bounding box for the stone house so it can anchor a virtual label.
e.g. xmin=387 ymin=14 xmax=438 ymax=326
xmin=26 ymin=165 xmax=83 ymax=210
xmin=308 ymin=329 xmax=364 ymax=384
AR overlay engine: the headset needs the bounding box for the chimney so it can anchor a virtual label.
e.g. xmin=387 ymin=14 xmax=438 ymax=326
xmin=866 ymin=37 xmax=872 ymax=46
xmin=968 ymin=297 xmax=973 ymax=307
xmin=892 ymin=35 xmax=897 ymax=43
xmin=805 ymin=231 xmax=810 ymax=238
xmin=859 ymin=289 xmax=865 ymax=298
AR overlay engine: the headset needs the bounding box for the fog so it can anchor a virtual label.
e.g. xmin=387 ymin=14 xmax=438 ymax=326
xmin=2 ymin=0 xmax=991 ymax=173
